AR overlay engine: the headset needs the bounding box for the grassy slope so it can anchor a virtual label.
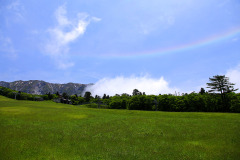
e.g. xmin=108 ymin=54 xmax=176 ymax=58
xmin=0 ymin=95 xmax=239 ymax=160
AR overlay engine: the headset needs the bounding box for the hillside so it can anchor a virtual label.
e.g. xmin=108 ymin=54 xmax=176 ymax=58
xmin=0 ymin=80 xmax=92 ymax=95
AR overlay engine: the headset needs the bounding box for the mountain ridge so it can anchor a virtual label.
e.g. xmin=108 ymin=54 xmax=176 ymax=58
xmin=0 ymin=80 xmax=92 ymax=95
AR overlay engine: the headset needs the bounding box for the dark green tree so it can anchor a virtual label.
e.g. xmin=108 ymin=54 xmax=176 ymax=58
xmin=47 ymin=92 xmax=54 ymax=100
xmin=70 ymin=95 xmax=79 ymax=105
xmin=199 ymin=88 xmax=206 ymax=95
xmin=207 ymin=75 xmax=238 ymax=111
xmin=207 ymin=75 xmax=238 ymax=94
xmin=84 ymin=91 xmax=92 ymax=102
xmin=95 ymin=95 xmax=100 ymax=99
xmin=102 ymin=94 xmax=106 ymax=99
xmin=62 ymin=92 xmax=69 ymax=99
xmin=132 ymin=89 xmax=141 ymax=96
xmin=78 ymin=96 xmax=85 ymax=104
xmin=56 ymin=91 xmax=60 ymax=97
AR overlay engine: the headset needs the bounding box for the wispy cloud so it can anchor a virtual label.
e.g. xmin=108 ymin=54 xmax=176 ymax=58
xmin=217 ymin=0 xmax=231 ymax=8
xmin=0 ymin=35 xmax=17 ymax=60
xmin=139 ymin=14 xmax=175 ymax=35
xmin=6 ymin=0 xmax=25 ymax=21
xmin=85 ymin=75 xmax=179 ymax=96
xmin=226 ymin=64 xmax=240 ymax=90
xmin=44 ymin=4 xmax=101 ymax=69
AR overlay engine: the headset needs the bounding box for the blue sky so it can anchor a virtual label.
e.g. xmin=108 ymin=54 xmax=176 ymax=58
xmin=0 ymin=0 xmax=240 ymax=95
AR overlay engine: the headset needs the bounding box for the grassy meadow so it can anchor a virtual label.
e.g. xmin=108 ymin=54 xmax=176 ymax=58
xmin=0 ymin=95 xmax=240 ymax=160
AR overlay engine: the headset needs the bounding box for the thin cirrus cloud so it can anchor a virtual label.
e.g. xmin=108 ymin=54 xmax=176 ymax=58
xmin=6 ymin=0 xmax=25 ymax=21
xmin=85 ymin=75 xmax=179 ymax=96
xmin=44 ymin=5 xmax=101 ymax=69
xmin=0 ymin=36 xmax=17 ymax=60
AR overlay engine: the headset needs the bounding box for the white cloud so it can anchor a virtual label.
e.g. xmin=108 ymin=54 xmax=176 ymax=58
xmin=226 ymin=64 xmax=240 ymax=90
xmin=91 ymin=17 xmax=102 ymax=22
xmin=44 ymin=5 xmax=101 ymax=69
xmin=55 ymin=5 xmax=71 ymax=26
xmin=85 ymin=75 xmax=179 ymax=96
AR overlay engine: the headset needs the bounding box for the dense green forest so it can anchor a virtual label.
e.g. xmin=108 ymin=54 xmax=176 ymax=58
xmin=1 ymin=75 xmax=239 ymax=112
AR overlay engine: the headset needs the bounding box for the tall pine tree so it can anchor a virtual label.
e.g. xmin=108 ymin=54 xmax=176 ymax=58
xmin=207 ymin=75 xmax=238 ymax=111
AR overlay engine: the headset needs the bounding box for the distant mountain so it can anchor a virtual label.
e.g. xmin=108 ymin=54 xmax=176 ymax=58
xmin=0 ymin=80 xmax=92 ymax=95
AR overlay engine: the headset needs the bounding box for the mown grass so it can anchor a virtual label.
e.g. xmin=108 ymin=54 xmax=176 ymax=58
xmin=0 ymin=95 xmax=239 ymax=160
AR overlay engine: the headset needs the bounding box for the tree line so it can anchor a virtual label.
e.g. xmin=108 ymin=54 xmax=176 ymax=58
xmin=0 ymin=75 xmax=239 ymax=112
xmin=74 ymin=75 xmax=240 ymax=112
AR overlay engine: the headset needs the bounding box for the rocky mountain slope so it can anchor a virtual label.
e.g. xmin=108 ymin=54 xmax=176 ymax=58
xmin=0 ymin=80 xmax=92 ymax=95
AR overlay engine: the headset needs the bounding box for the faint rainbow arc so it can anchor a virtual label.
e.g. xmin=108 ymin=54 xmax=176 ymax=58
xmin=108 ymin=26 xmax=240 ymax=58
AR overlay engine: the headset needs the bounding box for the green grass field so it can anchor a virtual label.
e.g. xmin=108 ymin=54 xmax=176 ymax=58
xmin=0 ymin=95 xmax=240 ymax=160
